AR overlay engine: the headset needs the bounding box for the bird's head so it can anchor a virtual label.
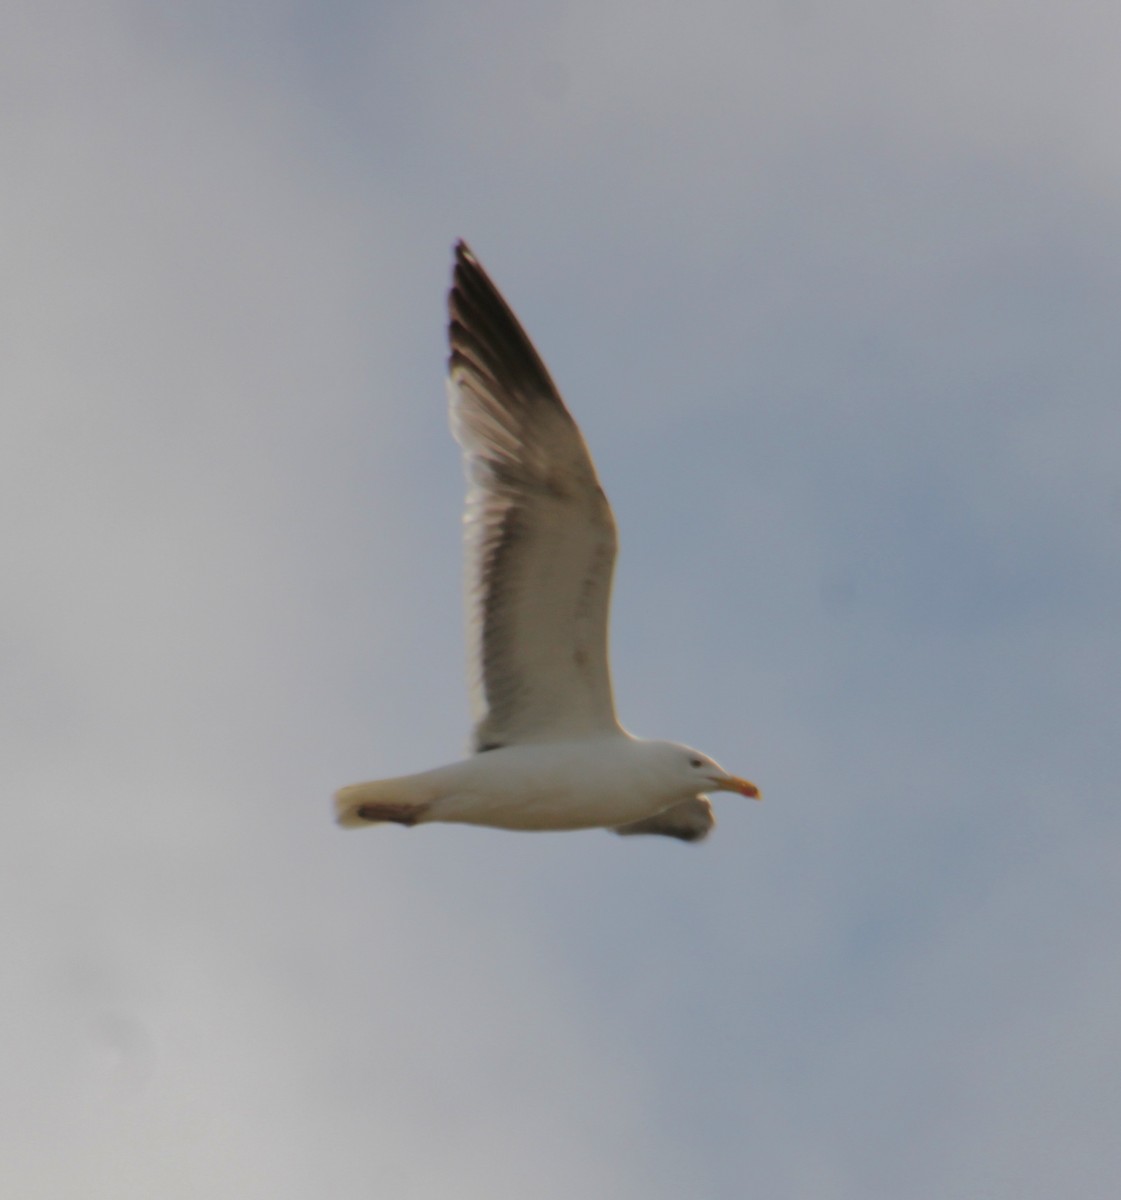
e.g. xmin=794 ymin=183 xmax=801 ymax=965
xmin=653 ymin=741 xmax=761 ymax=800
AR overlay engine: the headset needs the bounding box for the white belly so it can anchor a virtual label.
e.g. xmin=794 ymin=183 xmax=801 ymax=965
xmin=421 ymin=738 xmax=681 ymax=832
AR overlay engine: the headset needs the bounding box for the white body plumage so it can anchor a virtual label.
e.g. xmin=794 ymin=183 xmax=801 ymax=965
xmin=337 ymin=736 xmax=750 ymax=835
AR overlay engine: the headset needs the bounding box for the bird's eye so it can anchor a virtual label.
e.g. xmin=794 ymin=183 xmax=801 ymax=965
xmin=689 ymin=757 xmax=703 ymax=768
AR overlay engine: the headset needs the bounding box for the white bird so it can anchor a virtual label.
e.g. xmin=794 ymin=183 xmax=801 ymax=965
xmin=335 ymin=241 xmax=760 ymax=842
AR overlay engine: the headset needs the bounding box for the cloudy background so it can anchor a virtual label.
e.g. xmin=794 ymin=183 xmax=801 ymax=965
xmin=4 ymin=2 xmax=1120 ymax=1196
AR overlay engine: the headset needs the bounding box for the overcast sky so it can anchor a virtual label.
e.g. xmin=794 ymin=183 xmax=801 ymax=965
xmin=4 ymin=3 xmax=1120 ymax=1197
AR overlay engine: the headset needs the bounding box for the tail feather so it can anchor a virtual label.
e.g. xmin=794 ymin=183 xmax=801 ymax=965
xmin=334 ymin=778 xmax=431 ymax=829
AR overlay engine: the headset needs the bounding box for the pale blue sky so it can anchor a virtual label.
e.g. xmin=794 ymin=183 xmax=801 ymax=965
xmin=3 ymin=3 xmax=1119 ymax=1197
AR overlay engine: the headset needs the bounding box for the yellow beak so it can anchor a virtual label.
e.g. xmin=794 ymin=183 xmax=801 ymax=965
xmin=716 ymin=774 xmax=762 ymax=800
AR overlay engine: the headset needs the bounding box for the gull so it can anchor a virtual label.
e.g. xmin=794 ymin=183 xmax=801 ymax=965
xmin=335 ymin=242 xmax=760 ymax=842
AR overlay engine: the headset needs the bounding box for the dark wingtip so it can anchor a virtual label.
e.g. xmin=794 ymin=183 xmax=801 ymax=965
xmin=450 ymin=240 xmax=479 ymax=301
xmin=453 ymin=240 xmax=479 ymax=282
xmin=451 ymin=240 xmax=483 ymax=296
xmin=446 ymin=241 xmax=563 ymax=405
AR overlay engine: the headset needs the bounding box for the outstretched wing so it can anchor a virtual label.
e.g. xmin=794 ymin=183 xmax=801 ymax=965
xmin=447 ymin=242 xmax=621 ymax=751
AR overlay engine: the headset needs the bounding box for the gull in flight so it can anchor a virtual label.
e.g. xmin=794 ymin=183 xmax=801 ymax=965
xmin=335 ymin=242 xmax=760 ymax=842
